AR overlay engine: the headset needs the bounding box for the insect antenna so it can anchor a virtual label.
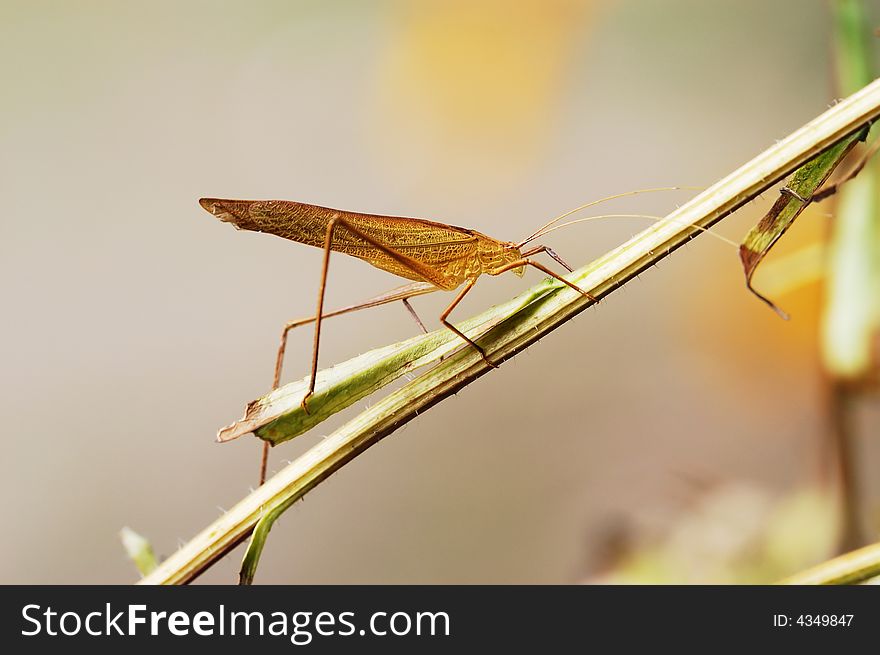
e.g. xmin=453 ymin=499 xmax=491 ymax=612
xmin=517 ymin=186 xmax=704 ymax=248
xmin=521 ymin=212 xmax=740 ymax=248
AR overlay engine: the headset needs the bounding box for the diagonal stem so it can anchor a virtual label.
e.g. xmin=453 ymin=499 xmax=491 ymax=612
xmin=781 ymin=540 xmax=880 ymax=584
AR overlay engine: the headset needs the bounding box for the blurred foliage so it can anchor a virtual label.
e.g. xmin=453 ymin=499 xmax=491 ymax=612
xmin=594 ymin=0 xmax=880 ymax=584
xmin=589 ymin=483 xmax=839 ymax=584
xmin=821 ymin=0 xmax=880 ymax=381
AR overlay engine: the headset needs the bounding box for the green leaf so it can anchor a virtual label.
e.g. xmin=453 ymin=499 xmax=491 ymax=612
xmin=120 ymin=527 xmax=159 ymax=577
xmin=218 ymin=279 xmax=561 ymax=446
xmin=738 ymin=134 xmax=866 ymax=318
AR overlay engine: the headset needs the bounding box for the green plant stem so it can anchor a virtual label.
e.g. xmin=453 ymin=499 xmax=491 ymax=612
xmin=138 ymin=77 xmax=880 ymax=585
xmin=782 ymin=540 xmax=880 ymax=584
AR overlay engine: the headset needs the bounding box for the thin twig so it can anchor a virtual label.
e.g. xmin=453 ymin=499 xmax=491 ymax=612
xmin=781 ymin=540 xmax=880 ymax=584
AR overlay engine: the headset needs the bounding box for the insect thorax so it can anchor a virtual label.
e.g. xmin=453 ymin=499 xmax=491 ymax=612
xmin=480 ymin=240 xmax=524 ymax=277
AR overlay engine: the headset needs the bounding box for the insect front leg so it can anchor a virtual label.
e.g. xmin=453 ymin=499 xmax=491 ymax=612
xmin=520 ymin=244 xmax=575 ymax=272
xmin=495 ymin=257 xmax=598 ymax=302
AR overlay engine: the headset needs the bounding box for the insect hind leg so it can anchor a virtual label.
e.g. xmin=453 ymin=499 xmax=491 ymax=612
xmin=272 ymin=282 xmax=436 ymax=389
xmin=302 ymin=216 xmax=450 ymax=415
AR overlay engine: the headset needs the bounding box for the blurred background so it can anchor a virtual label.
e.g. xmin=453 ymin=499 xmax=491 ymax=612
xmin=2 ymin=0 xmax=878 ymax=584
